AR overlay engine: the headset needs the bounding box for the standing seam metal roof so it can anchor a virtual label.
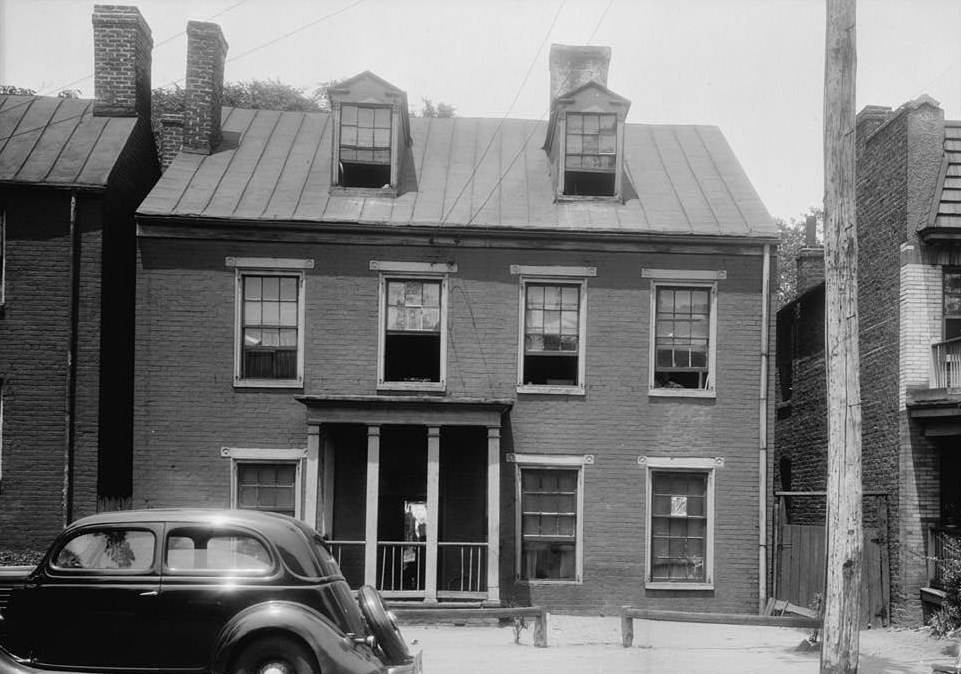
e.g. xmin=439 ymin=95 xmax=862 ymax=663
xmin=0 ymin=95 xmax=138 ymax=188
xmin=138 ymin=107 xmax=774 ymax=237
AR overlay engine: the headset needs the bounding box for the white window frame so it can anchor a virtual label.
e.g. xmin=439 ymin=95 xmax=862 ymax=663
xmin=332 ymin=102 xmax=400 ymax=193
xmin=512 ymin=265 xmax=594 ymax=395
xmin=227 ymin=257 xmax=312 ymax=389
xmin=509 ymin=452 xmax=591 ymax=584
xmin=222 ymin=447 xmax=308 ymax=521
xmin=640 ymin=456 xmax=720 ymax=591
xmin=644 ymin=269 xmax=723 ymax=399
xmin=372 ymin=261 xmax=454 ymax=393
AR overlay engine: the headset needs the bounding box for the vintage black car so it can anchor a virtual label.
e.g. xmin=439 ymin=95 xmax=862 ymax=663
xmin=0 ymin=509 xmax=421 ymax=674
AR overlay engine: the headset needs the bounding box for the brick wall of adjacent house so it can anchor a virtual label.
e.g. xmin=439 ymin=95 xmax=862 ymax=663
xmin=135 ymin=237 xmax=772 ymax=614
xmin=0 ymin=191 xmax=106 ymax=548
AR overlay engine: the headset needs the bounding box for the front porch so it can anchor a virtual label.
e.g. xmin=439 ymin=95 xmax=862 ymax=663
xmin=298 ymin=395 xmax=512 ymax=605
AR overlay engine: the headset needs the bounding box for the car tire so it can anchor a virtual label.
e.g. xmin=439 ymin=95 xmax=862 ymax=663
xmin=357 ymin=585 xmax=409 ymax=664
xmin=233 ymin=635 xmax=317 ymax=674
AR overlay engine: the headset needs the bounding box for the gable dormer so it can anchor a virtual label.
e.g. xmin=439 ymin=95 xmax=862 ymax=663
xmin=544 ymin=45 xmax=631 ymax=201
xmin=328 ymin=71 xmax=411 ymax=194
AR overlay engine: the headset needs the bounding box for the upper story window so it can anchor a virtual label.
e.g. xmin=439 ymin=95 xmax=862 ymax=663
xmin=564 ymin=113 xmax=616 ymax=197
xmin=372 ymin=260 xmax=454 ymax=392
xmin=339 ymin=104 xmax=392 ymax=188
xmin=644 ymin=269 xmax=723 ymax=398
xmin=544 ymin=82 xmax=630 ymax=201
xmin=945 ymin=269 xmax=961 ymax=341
xmin=512 ymin=265 xmax=595 ymax=395
xmin=227 ymin=257 xmax=313 ymax=389
xmin=329 ymin=72 xmax=411 ymax=195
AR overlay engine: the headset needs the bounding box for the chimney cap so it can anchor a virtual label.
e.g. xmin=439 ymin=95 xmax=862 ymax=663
xmin=92 ymin=4 xmax=153 ymax=45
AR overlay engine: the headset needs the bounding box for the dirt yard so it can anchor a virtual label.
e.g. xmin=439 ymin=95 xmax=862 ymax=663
xmin=400 ymin=615 xmax=957 ymax=674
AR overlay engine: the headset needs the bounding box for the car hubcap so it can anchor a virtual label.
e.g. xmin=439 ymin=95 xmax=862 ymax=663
xmin=258 ymin=661 xmax=293 ymax=674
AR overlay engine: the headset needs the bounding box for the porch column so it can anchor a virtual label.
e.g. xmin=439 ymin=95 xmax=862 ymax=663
xmin=486 ymin=425 xmax=501 ymax=605
xmin=364 ymin=425 xmax=381 ymax=588
xmin=305 ymin=425 xmax=321 ymax=530
xmin=425 ymin=426 xmax=441 ymax=602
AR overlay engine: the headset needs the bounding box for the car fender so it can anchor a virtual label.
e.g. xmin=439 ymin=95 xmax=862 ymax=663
xmin=212 ymin=600 xmax=382 ymax=674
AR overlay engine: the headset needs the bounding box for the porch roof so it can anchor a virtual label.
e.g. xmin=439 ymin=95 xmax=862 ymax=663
xmin=296 ymin=394 xmax=513 ymax=427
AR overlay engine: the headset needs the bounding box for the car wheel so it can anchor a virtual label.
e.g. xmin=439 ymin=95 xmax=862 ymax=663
xmin=233 ymin=635 xmax=317 ymax=674
xmin=357 ymin=584 xmax=409 ymax=664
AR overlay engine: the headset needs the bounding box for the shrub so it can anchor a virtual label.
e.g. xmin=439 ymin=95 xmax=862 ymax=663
xmin=930 ymin=542 xmax=961 ymax=636
xmin=0 ymin=550 xmax=44 ymax=566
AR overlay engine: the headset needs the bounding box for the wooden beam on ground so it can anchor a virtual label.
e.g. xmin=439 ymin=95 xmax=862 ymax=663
xmin=619 ymin=606 xmax=822 ymax=647
xmin=392 ymin=607 xmax=549 ymax=648
xmin=822 ymin=0 xmax=863 ymax=672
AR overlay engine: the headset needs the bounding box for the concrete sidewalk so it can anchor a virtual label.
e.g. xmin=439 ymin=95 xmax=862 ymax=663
xmin=401 ymin=615 xmax=952 ymax=673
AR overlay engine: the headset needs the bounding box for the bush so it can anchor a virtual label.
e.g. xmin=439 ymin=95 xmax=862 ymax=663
xmin=0 ymin=550 xmax=44 ymax=566
xmin=930 ymin=546 xmax=961 ymax=637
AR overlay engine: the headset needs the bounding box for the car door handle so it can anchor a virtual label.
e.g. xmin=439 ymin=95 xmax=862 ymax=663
xmin=140 ymin=590 xmax=159 ymax=597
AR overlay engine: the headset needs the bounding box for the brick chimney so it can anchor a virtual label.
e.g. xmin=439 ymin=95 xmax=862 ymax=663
xmin=856 ymin=105 xmax=892 ymax=155
xmin=183 ymin=21 xmax=228 ymax=155
xmin=92 ymin=5 xmax=153 ymax=118
xmin=796 ymin=215 xmax=825 ymax=296
xmin=159 ymin=114 xmax=185 ymax=171
xmin=549 ymin=44 xmax=611 ymax=104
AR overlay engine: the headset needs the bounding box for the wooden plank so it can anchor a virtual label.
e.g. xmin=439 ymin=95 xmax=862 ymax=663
xmin=621 ymin=608 xmax=821 ymax=629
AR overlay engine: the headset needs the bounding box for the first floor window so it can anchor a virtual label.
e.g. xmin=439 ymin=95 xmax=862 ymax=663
xmin=652 ymin=284 xmax=716 ymax=391
xmin=236 ymin=462 xmax=298 ymax=517
xmin=644 ymin=458 xmax=716 ymax=588
xmin=519 ymin=466 xmax=580 ymax=581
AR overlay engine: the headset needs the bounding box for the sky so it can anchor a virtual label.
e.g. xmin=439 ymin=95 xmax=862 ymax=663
xmin=2 ymin=0 xmax=961 ymax=223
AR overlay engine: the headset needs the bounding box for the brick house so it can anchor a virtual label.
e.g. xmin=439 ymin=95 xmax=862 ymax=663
xmin=0 ymin=6 xmax=159 ymax=549
xmin=134 ymin=22 xmax=778 ymax=613
xmin=775 ymin=96 xmax=961 ymax=623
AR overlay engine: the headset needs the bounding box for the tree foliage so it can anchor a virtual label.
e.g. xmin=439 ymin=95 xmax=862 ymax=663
xmin=0 ymin=84 xmax=37 ymax=95
xmin=776 ymin=206 xmax=823 ymax=308
xmin=415 ymin=98 xmax=456 ymax=118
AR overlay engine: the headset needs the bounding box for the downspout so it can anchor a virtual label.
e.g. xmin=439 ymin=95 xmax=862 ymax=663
xmin=758 ymin=243 xmax=772 ymax=611
xmin=62 ymin=190 xmax=79 ymax=527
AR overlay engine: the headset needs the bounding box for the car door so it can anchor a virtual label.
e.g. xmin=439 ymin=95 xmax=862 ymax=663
xmin=156 ymin=523 xmax=280 ymax=670
xmin=26 ymin=524 xmax=162 ymax=669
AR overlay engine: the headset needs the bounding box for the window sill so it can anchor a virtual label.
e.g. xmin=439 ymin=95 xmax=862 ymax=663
xmin=645 ymin=581 xmax=714 ymax=591
xmin=517 ymin=384 xmax=585 ymax=396
xmin=516 ymin=578 xmax=582 ymax=585
xmin=555 ymin=194 xmax=622 ymax=204
xmin=234 ymin=379 xmax=304 ymax=389
xmin=330 ymin=185 xmax=397 ymax=198
xmin=648 ymin=388 xmax=716 ymax=399
xmin=377 ymin=381 xmax=446 ymax=393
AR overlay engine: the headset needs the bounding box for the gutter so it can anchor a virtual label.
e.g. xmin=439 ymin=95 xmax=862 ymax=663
xmin=62 ymin=190 xmax=79 ymax=527
xmin=758 ymin=243 xmax=772 ymax=610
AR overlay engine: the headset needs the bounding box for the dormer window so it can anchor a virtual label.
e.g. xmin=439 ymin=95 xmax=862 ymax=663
xmin=339 ymin=104 xmax=392 ymax=188
xmin=328 ymin=71 xmax=412 ymax=195
xmin=564 ymin=113 xmax=616 ymax=197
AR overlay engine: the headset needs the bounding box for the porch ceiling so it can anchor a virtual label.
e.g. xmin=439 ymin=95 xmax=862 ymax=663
xmin=295 ymin=394 xmax=513 ymax=427
xmin=907 ymin=388 xmax=961 ymax=437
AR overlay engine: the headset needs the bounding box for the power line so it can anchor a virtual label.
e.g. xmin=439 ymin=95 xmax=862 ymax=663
xmin=440 ymin=0 xmax=567 ymax=224
xmin=34 ymin=0 xmax=252 ymax=98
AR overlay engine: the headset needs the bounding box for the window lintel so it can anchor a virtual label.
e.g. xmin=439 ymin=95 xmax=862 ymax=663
xmin=221 ymin=447 xmax=308 ymax=460
xmin=508 ymin=453 xmax=593 ymax=466
xmin=638 ymin=456 xmax=724 ymax=469
xmin=226 ymin=257 xmax=314 ymax=270
xmin=510 ymin=265 xmax=596 ymax=277
xmin=642 ymin=268 xmax=726 ymax=281
xmin=371 ymin=260 xmax=457 ymax=274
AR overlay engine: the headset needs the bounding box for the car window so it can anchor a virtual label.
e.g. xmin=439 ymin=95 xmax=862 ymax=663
xmin=165 ymin=528 xmax=273 ymax=573
xmin=53 ymin=529 xmax=155 ymax=571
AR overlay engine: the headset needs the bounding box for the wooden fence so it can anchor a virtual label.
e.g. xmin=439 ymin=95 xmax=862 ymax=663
xmin=773 ymin=493 xmax=890 ymax=627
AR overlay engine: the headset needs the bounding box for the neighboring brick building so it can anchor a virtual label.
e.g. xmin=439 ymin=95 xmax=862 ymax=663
xmin=134 ymin=25 xmax=777 ymax=613
xmin=0 ymin=6 xmax=159 ymax=548
xmin=775 ymin=96 xmax=961 ymax=623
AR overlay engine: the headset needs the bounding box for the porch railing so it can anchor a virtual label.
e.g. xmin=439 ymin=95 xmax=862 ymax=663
xmin=929 ymin=527 xmax=961 ymax=588
xmin=438 ymin=542 xmax=488 ymax=595
xmin=931 ymin=337 xmax=961 ymax=389
xmin=377 ymin=541 xmax=427 ymax=593
xmin=326 ymin=540 xmax=365 ymax=588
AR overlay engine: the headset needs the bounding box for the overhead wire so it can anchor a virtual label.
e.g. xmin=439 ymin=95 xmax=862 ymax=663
xmin=439 ymin=0 xmax=567 ymax=224
xmin=463 ymin=0 xmax=616 ymax=226
xmin=1 ymin=0 xmax=364 ymax=144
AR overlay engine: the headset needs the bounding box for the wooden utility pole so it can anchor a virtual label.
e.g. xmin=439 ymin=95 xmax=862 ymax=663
xmin=821 ymin=0 xmax=863 ymax=673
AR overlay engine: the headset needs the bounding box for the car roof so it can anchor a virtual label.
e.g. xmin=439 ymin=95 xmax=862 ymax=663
xmin=67 ymin=508 xmax=304 ymax=533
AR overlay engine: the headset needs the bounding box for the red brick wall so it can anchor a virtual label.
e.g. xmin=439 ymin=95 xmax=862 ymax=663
xmin=135 ymin=237 xmax=772 ymax=614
